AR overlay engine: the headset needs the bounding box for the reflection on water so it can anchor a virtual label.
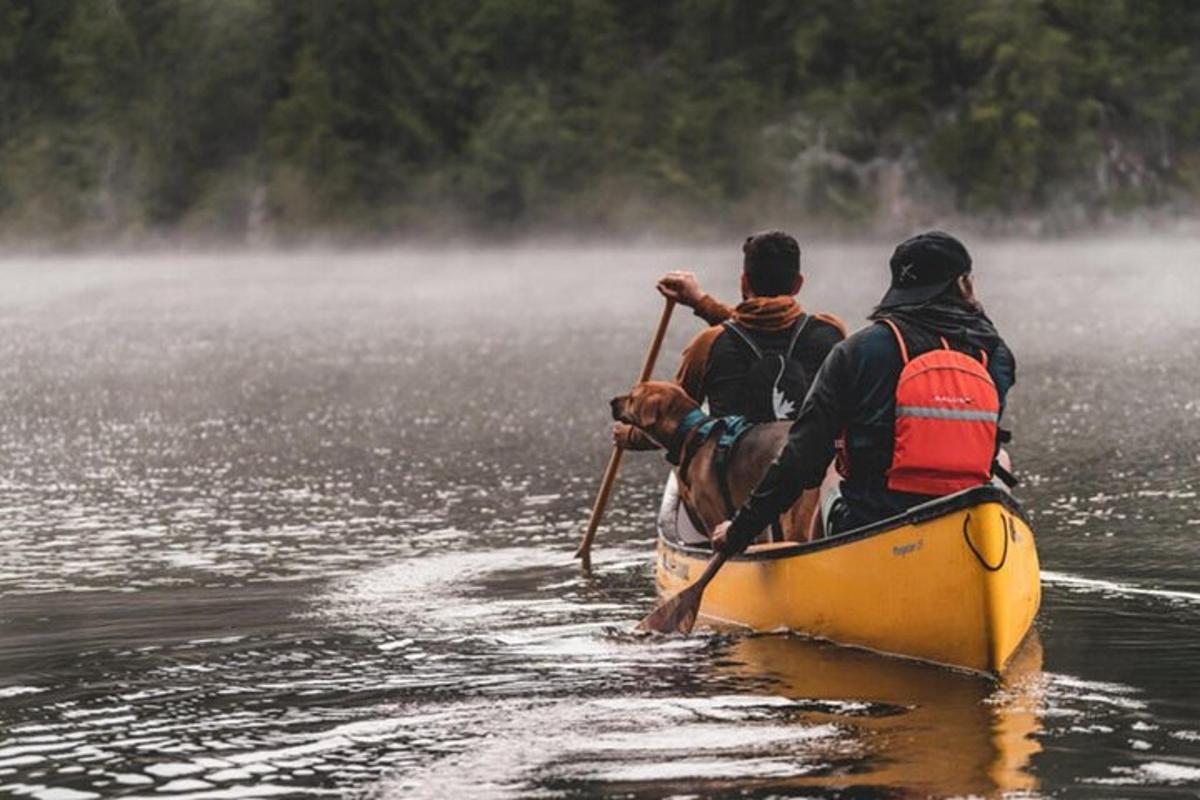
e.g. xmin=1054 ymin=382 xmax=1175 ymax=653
xmin=0 ymin=244 xmax=1197 ymax=798
xmin=721 ymin=634 xmax=1044 ymax=797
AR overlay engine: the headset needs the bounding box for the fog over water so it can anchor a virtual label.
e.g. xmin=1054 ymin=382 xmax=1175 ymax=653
xmin=0 ymin=240 xmax=1197 ymax=798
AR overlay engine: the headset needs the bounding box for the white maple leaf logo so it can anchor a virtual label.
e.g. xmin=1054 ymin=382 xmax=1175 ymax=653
xmin=771 ymin=357 xmax=795 ymax=420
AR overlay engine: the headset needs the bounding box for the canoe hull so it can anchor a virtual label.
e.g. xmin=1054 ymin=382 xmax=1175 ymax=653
xmin=655 ymin=487 xmax=1041 ymax=674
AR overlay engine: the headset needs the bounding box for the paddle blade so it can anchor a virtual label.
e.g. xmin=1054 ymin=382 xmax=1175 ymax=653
xmin=636 ymin=584 xmax=702 ymax=635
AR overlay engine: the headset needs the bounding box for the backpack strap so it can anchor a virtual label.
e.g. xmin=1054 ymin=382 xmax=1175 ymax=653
xmin=725 ymin=315 xmax=812 ymax=360
xmin=879 ymin=318 xmax=909 ymax=364
xmin=721 ymin=321 xmax=764 ymax=359
xmin=883 ymin=317 xmax=991 ymax=368
xmin=992 ymin=459 xmax=1019 ymax=488
xmin=943 ymin=333 xmax=991 ymax=368
xmin=783 ymin=313 xmax=812 ymax=359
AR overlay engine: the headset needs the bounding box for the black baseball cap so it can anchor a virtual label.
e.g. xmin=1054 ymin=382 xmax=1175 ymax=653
xmin=877 ymin=231 xmax=972 ymax=309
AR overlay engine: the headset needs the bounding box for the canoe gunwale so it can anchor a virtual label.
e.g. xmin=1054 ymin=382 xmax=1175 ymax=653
xmin=661 ymin=485 xmax=1031 ymax=563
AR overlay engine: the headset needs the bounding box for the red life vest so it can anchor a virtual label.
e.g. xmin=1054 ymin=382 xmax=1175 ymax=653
xmin=880 ymin=319 xmax=1000 ymax=496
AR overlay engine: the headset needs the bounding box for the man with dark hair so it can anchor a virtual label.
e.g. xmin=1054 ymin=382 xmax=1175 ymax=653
xmin=614 ymin=231 xmax=846 ymax=450
xmin=742 ymin=231 xmax=802 ymax=296
xmin=711 ymin=231 xmax=1017 ymax=554
xmin=613 ymin=232 xmax=845 ymax=544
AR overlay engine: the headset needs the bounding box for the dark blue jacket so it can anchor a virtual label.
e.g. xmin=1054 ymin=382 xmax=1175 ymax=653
xmin=725 ymin=317 xmax=1015 ymax=549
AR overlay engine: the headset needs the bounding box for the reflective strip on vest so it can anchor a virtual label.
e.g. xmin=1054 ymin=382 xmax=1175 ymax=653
xmin=896 ymin=405 xmax=999 ymax=422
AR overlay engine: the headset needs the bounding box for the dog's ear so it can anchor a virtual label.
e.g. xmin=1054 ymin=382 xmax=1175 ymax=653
xmin=658 ymin=383 xmax=695 ymax=419
xmin=634 ymin=386 xmax=664 ymax=430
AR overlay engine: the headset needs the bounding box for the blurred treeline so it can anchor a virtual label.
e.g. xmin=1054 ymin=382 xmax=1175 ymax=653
xmin=2 ymin=0 xmax=1199 ymax=243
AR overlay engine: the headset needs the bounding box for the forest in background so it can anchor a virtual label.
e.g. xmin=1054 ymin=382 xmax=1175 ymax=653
xmin=2 ymin=0 xmax=1199 ymax=245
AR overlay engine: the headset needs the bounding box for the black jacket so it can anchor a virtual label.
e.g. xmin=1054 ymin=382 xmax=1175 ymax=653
xmin=623 ymin=297 xmax=845 ymax=450
xmin=724 ymin=310 xmax=1016 ymax=550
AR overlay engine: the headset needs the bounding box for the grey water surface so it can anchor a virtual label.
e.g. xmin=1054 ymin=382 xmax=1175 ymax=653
xmin=0 ymin=242 xmax=1197 ymax=799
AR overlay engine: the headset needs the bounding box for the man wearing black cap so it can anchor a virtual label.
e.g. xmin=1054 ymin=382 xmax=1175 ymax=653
xmin=712 ymin=231 xmax=1016 ymax=554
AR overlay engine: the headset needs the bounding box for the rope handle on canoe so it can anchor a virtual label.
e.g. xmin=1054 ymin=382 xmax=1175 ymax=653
xmin=962 ymin=512 xmax=1010 ymax=572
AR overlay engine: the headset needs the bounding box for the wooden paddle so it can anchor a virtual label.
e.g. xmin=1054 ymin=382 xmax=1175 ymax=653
xmin=575 ymin=297 xmax=676 ymax=570
xmin=636 ymin=549 xmax=729 ymax=634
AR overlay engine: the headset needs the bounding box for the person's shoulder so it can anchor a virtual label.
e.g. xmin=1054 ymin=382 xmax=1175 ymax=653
xmin=678 ymin=323 xmax=732 ymax=391
xmin=808 ymin=311 xmax=849 ymax=341
xmin=845 ymin=320 xmax=891 ymax=341
xmin=989 ymin=337 xmax=1017 ymax=379
xmin=838 ymin=321 xmax=898 ymax=360
xmin=991 ymin=337 xmax=1015 ymax=362
xmin=684 ymin=323 xmax=728 ymax=356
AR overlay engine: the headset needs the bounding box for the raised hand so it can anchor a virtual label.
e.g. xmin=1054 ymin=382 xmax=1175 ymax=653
xmin=656 ymin=271 xmax=705 ymax=308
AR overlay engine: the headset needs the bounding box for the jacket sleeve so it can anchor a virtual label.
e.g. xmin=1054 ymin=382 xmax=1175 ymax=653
xmin=623 ymin=326 xmax=722 ymax=450
xmin=989 ymin=340 xmax=1017 ymax=418
xmin=722 ymin=340 xmax=851 ymax=553
xmin=692 ymin=294 xmax=733 ymax=326
xmin=674 ymin=326 xmax=722 ymax=401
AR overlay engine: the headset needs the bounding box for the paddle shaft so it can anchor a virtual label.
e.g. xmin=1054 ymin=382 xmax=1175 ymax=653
xmin=636 ymin=546 xmax=731 ymax=634
xmin=576 ymin=298 xmax=676 ymax=568
xmin=693 ymin=549 xmax=730 ymax=593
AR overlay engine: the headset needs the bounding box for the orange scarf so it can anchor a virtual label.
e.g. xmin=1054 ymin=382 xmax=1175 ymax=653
xmin=730 ymin=296 xmax=804 ymax=333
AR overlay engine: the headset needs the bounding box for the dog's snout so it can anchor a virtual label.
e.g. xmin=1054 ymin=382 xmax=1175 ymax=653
xmin=610 ymin=395 xmax=628 ymax=421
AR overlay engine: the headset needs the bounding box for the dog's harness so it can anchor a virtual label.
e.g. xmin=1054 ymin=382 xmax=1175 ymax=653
xmin=665 ymin=408 xmax=708 ymax=466
xmin=668 ymin=411 xmax=786 ymax=542
xmin=684 ymin=415 xmax=753 ymax=518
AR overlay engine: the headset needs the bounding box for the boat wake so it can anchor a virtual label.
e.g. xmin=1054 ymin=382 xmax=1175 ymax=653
xmin=366 ymin=696 xmax=856 ymax=799
xmin=1043 ymin=570 xmax=1200 ymax=607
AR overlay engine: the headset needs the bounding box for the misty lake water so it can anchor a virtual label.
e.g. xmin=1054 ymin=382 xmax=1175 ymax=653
xmin=0 ymin=241 xmax=1197 ymax=799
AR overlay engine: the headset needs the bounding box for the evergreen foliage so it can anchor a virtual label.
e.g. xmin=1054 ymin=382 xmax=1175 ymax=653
xmin=1 ymin=0 xmax=1197 ymax=241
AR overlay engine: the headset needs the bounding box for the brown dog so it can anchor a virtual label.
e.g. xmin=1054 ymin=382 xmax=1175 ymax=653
xmin=611 ymin=381 xmax=820 ymax=544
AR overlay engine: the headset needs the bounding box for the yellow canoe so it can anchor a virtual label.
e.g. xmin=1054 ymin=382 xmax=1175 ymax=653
xmin=656 ymin=485 xmax=1041 ymax=675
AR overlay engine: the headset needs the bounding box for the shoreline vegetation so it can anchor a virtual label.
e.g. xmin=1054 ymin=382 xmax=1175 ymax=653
xmin=2 ymin=1 xmax=1198 ymax=247
xmin=3 ymin=230 xmax=1199 ymax=261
